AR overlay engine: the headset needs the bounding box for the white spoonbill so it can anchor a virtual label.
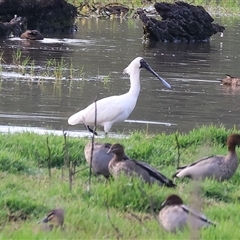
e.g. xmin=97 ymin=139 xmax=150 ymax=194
xmin=68 ymin=57 xmax=171 ymax=135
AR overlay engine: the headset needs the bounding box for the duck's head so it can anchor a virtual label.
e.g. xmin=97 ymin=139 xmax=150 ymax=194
xmin=161 ymin=194 xmax=183 ymax=207
xmin=227 ymin=134 xmax=240 ymax=151
xmin=107 ymin=143 xmax=124 ymax=156
xmin=123 ymin=57 xmax=171 ymax=89
xmin=39 ymin=208 xmax=64 ymax=227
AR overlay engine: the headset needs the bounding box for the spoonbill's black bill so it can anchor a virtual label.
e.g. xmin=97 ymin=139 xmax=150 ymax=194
xmin=140 ymin=59 xmax=171 ymax=89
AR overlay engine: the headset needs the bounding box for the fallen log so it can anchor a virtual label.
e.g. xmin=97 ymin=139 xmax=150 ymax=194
xmin=138 ymin=1 xmax=225 ymax=42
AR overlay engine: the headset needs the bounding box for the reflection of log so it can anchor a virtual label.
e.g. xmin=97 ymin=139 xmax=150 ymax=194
xmin=0 ymin=15 xmax=26 ymax=38
xmin=0 ymin=0 xmax=77 ymax=33
xmin=221 ymin=75 xmax=240 ymax=87
xmin=138 ymin=1 xmax=225 ymax=42
xmin=20 ymin=30 xmax=44 ymax=40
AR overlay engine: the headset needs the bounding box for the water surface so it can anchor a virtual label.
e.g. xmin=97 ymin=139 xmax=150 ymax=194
xmin=0 ymin=17 xmax=240 ymax=136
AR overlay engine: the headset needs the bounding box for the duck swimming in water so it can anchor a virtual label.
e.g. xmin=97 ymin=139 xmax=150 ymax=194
xmin=173 ymin=134 xmax=240 ymax=181
xmin=107 ymin=143 xmax=175 ymax=187
xmin=221 ymin=74 xmax=240 ymax=86
xmin=159 ymin=194 xmax=215 ymax=232
xmin=20 ymin=30 xmax=44 ymax=40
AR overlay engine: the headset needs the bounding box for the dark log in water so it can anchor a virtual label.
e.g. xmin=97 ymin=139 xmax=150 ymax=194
xmin=0 ymin=15 xmax=26 ymax=38
xmin=0 ymin=0 xmax=77 ymax=36
xmin=138 ymin=1 xmax=225 ymax=42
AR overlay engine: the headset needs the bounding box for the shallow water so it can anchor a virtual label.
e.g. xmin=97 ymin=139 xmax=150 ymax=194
xmin=0 ymin=17 xmax=240 ymax=136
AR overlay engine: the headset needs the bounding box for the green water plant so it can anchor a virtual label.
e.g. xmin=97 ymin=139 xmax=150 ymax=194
xmin=12 ymin=48 xmax=22 ymax=66
xmin=53 ymin=57 xmax=66 ymax=80
xmin=21 ymin=56 xmax=31 ymax=76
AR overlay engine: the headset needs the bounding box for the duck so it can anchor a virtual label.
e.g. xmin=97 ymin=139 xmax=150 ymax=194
xmin=159 ymin=194 xmax=215 ymax=232
xmin=107 ymin=143 xmax=176 ymax=187
xmin=173 ymin=133 xmax=240 ymax=181
xmin=221 ymin=74 xmax=240 ymax=86
xmin=38 ymin=208 xmax=64 ymax=231
xmin=68 ymin=57 xmax=171 ymax=135
xmin=20 ymin=30 xmax=44 ymax=40
xmin=84 ymin=142 xmax=129 ymax=179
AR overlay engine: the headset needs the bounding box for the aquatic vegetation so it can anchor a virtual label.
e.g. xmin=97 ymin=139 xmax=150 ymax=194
xmin=1 ymin=49 xmax=88 ymax=83
xmin=12 ymin=48 xmax=22 ymax=66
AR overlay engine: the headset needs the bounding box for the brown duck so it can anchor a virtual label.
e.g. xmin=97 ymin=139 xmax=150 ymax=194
xmin=20 ymin=30 xmax=44 ymax=40
xmin=159 ymin=194 xmax=215 ymax=232
xmin=221 ymin=74 xmax=240 ymax=86
xmin=173 ymin=134 xmax=240 ymax=181
xmin=84 ymin=142 xmax=129 ymax=179
xmin=107 ymin=143 xmax=176 ymax=187
xmin=38 ymin=208 xmax=64 ymax=231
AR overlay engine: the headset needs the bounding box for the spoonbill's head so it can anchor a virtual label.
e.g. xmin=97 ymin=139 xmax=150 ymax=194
xmin=161 ymin=194 xmax=183 ymax=207
xmin=107 ymin=143 xmax=124 ymax=156
xmin=123 ymin=57 xmax=171 ymax=89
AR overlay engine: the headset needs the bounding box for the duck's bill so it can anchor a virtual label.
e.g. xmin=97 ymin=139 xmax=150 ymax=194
xmin=161 ymin=200 xmax=167 ymax=207
xmin=142 ymin=61 xmax=171 ymax=89
xmin=37 ymin=217 xmax=48 ymax=224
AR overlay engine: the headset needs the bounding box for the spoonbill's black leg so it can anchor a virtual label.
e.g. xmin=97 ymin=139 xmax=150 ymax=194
xmin=86 ymin=125 xmax=98 ymax=136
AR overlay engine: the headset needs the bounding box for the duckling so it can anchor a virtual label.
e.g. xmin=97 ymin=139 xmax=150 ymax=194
xmin=173 ymin=134 xmax=240 ymax=181
xmin=221 ymin=74 xmax=240 ymax=86
xmin=159 ymin=194 xmax=215 ymax=232
xmin=38 ymin=208 xmax=64 ymax=231
xmin=107 ymin=143 xmax=176 ymax=187
xmin=20 ymin=30 xmax=44 ymax=40
xmin=84 ymin=142 xmax=129 ymax=179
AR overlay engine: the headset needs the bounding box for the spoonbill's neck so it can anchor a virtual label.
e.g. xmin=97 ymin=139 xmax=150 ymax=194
xmin=127 ymin=70 xmax=141 ymax=97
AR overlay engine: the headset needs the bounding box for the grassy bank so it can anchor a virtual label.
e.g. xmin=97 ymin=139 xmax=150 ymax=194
xmin=0 ymin=125 xmax=240 ymax=238
xmin=67 ymin=0 xmax=240 ymax=16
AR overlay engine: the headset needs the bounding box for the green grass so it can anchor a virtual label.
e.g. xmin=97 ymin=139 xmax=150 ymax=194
xmin=0 ymin=125 xmax=240 ymax=238
xmin=67 ymin=0 xmax=240 ymax=16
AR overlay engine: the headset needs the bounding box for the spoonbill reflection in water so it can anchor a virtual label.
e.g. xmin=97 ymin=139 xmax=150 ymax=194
xmin=68 ymin=57 xmax=171 ymax=135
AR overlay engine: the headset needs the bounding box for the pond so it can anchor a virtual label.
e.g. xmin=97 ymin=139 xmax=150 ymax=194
xmin=0 ymin=16 xmax=240 ymax=136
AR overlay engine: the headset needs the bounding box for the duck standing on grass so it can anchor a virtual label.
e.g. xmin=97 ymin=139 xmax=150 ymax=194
xmin=159 ymin=194 xmax=216 ymax=232
xmin=38 ymin=208 xmax=64 ymax=231
xmin=84 ymin=142 xmax=129 ymax=179
xmin=173 ymin=134 xmax=240 ymax=181
xmin=107 ymin=143 xmax=176 ymax=187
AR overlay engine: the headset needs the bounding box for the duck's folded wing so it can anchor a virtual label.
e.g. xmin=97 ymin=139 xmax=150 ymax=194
xmin=134 ymin=160 xmax=176 ymax=187
xmin=172 ymin=155 xmax=214 ymax=178
xmin=178 ymin=156 xmax=214 ymax=169
xmin=181 ymin=205 xmax=216 ymax=227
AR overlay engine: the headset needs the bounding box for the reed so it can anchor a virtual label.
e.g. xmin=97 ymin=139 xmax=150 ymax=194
xmin=53 ymin=57 xmax=66 ymax=81
xmin=12 ymin=48 xmax=22 ymax=66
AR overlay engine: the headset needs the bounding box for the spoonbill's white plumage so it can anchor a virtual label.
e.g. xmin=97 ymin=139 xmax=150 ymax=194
xmin=68 ymin=57 xmax=171 ymax=134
